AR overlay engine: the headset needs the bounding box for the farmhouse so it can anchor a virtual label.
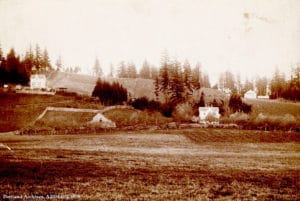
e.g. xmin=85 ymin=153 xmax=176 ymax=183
xmin=30 ymin=74 xmax=47 ymax=89
xmin=244 ymin=90 xmax=257 ymax=99
xmin=199 ymin=107 xmax=220 ymax=123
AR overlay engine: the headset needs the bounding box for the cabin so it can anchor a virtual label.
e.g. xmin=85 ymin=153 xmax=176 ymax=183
xmin=199 ymin=107 xmax=220 ymax=123
xmin=30 ymin=74 xmax=47 ymax=89
xmin=244 ymin=90 xmax=257 ymax=99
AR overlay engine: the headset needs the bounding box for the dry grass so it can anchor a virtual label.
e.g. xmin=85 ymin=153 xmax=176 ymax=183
xmin=245 ymin=99 xmax=300 ymax=120
xmin=0 ymin=92 xmax=104 ymax=132
xmin=47 ymin=71 xmax=156 ymax=98
xmin=104 ymin=108 xmax=172 ymax=127
xmin=35 ymin=111 xmax=96 ymax=128
xmin=0 ymin=129 xmax=299 ymax=200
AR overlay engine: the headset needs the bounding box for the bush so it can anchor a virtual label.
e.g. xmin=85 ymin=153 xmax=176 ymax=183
xmin=173 ymin=102 xmax=193 ymax=122
xmin=205 ymin=113 xmax=219 ymax=123
xmin=160 ymin=102 xmax=175 ymax=117
xmin=229 ymin=94 xmax=252 ymax=114
xmin=209 ymin=99 xmax=227 ymax=116
xmin=92 ymin=79 xmax=127 ymax=106
xmin=130 ymin=97 xmax=149 ymax=110
xmin=229 ymin=112 xmax=250 ymax=124
xmin=130 ymin=97 xmax=161 ymax=111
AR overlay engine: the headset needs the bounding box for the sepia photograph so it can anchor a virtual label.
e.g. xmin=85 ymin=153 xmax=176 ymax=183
xmin=0 ymin=0 xmax=299 ymax=200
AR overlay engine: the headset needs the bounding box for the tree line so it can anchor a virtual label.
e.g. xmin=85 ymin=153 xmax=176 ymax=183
xmin=0 ymin=43 xmax=84 ymax=86
xmin=154 ymin=51 xmax=210 ymax=104
xmin=0 ymin=44 xmax=52 ymax=85
xmin=217 ymin=66 xmax=300 ymax=101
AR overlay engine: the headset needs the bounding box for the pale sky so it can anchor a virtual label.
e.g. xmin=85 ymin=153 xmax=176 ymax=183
xmin=0 ymin=0 xmax=299 ymax=84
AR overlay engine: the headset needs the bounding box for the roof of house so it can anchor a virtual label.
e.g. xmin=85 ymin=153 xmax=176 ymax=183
xmin=245 ymin=90 xmax=256 ymax=94
xmin=31 ymin=74 xmax=46 ymax=79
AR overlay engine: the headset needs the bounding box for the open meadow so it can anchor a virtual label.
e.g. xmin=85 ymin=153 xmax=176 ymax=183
xmin=1 ymin=129 xmax=299 ymax=200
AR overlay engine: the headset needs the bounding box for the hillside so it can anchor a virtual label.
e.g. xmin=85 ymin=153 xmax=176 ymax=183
xmin=0 ymin=92 xmax=104 ymax=132
xmin=244 ymin=99 xmax=300 ymax=120
xmin=46 ymin=72 xmax=228 ymax=102
xmin=47 ymin=71 xmax=98 ymax=95
xmin=46 ymin=71 xmax=156 ymax=98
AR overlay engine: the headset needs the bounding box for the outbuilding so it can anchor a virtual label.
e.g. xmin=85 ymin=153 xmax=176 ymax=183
xmin=30 ymin=74 xmax=47 ymax=89
xmin=244 ymin=90 xmax=257 ymax=99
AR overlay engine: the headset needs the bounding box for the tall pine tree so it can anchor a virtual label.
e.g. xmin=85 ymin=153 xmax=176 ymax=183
xmin=140 ymin=60 xmax=151 ymax=79
xmin=169 ymin=59 xmax=184 ymax=103
xmin=93 ymin=57 xmax=102 ymax=77
xmin=183 ymin=59 xmax=193 ymax=98
xmin=191 ymin=62 xmax=201 ymax=90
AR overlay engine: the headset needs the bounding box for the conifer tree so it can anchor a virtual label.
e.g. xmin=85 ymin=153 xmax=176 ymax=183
xmin=140 ymin=60 xmax=151 ymax=79
xmin=150 ymin=66 xmax=158 ymax=80
xmin=55 ymin=56 xmax=62 ymax=71
xmin=117 ymin=61 xmax=127 ymax=78
xmin=41 ymin=49 xmax=51 ymax=71
xmin=169 ymin=59 xmax=184 ymax=103
xmin=127 ymin=62 xmax=137 ymax=78
xmin=191 ymin=62 xmax=201 ymax=90
xmin=34 ymin=44 xmax=42 ymax=71
xmin=93 ymin=57 xmax=102 ymax=77
xmin=158 ymin=50 xmax=171 ymax=100
xmin=183 ymin=59 xmax=193 ymax=97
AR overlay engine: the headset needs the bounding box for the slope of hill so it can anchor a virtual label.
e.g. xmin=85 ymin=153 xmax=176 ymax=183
xmin=46 ymin=71 xmax=229 ymax=102
xmin=47 ymin=71 xmax=98 ymax=95
xmin=244 ymin=99 xmax=300 ymax=120
xmin=46 ymin=72 xmax=156 ymax=98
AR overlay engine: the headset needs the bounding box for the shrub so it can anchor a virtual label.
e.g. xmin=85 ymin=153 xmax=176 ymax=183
xmin=229 ymin=94 xmax=252 ymax=114
xmin=209 ymin=99 xmax=227 ymax=116
xmin=205 ymin=113 xmax=219 ymax=123
xmin=229 ymin=112 xmax=250 ymax=124
xmin=92 ymin=79 xmax=127 ymax=106
xmin=173 ymin=102 xmax=193 ymax=122
xmin=160 ymin=102 xmax=175 ymax=117
xmin=148 ymin=100 xmax=161 ymax=111
xmin=130 ymin=97 xmax=161 ymax=112
xmin=130 ymin=97 xmax=149 ymax=110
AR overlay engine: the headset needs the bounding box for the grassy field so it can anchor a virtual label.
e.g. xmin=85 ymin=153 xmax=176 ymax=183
xmin=47 ymin=71 xmax=156 ymax=98
xmin=0 ymin=92 xmax=104 ymax=132
xmin=1 ymin=129 xmax=299 ymax=200
xmin=104 ymin=108 xmax=172 ymax=127
xmin=245 ymin=98 xmax=300 ymax=120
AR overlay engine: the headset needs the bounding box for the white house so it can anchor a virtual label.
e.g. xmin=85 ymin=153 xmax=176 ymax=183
xmin=244 ymin=90 xmax=257 ymax=99
xmin=30 ymin=74 xmax=47 ymax=89
xmin=199 ymin=107 xmax=220 ymax=123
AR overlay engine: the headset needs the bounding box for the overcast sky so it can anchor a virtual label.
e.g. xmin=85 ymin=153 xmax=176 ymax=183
xmin=0 ymin=0 xmax=299 ymax=84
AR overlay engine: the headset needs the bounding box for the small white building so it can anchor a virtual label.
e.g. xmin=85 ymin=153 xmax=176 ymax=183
xmin=199 ymin=107 xmax=220 ymax=123
xmin=244 ymin=90 xmax=257 ymax=99
xmin=30 ymin=74 xmax=47 ymax=89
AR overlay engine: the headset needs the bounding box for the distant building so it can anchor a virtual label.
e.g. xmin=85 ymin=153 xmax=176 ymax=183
xmin=257 ymin=95 xmax=269 ymax=99
xmin=244 ymin=90 xmax=257 ymax=99
xmin=30 ymin=74 xmax=47 ymax=89
xmin=219 ymin=88 xmax=232 ymax=97
xmin=199 ymin=107 xmax=220 ymax=123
